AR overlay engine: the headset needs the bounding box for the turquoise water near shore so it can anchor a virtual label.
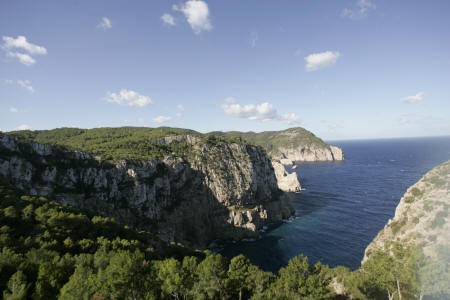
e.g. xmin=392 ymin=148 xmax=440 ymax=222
xmin=221 ymin=136 xmax=450 ymax=273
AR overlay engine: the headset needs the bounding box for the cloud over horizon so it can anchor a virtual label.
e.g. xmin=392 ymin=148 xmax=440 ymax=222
xmin=104 ymin=89 xmax=153 ymax=107
xmin=2 ymin=35 xmax=47 ymax=66
xmin=173 ymin=0 xmax=212 ymax=34
xmin=304 ymin=51 xmax=340 ymax=72
xmin=15 ymin=124 xmax=31 ymax=131
xmin=222 ymin=97 xmax=300 ymax=124
xmin=153 ymin=116 xmax=172 ymax=123
xmin=401 ymin=92 xmax=425 ymax=103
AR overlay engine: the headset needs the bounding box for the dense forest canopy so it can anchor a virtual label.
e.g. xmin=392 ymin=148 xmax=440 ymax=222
xmin=1 ymin=186 xmax=447 ymax=299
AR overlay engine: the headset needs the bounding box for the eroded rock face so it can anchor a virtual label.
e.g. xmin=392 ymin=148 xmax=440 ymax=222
xmin=0 ymin=133 xmax=294 ymax=247
xmin=363 ymin=160 xmax=450 ymax=263
xmin=273 ymin=144 xmax=344 ymax=165
xmin=271 ymin=160 xmax=301 ymax=192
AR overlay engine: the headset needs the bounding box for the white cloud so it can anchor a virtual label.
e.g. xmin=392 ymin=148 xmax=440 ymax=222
xmin=401 ymin=92 xmax=425 ymax=103
xmin=104 ymin=89 xmax=153 ymax=107
xmin=3 ymin=36 xmax=47 ymax=55
xmin=5 ymin=79 xmax=13 ymax=84
xmin=98 ymin=17 xmax=112 ymax=30
xmin=173 ymin=0 xmax=212 ymax=34
xmin=17 ymin=80 xmax=34 ymax=93
xmin=176 ymin=112 xmax=182 ymax=117
xmin=250 ymin=32 xmax=258 ymax=48
xmin=5 ymin=51 xmax=36 ymax=66
xmin=222 ymin=98 xmax=300 ymax=124
xmin=15 ymin=124 xmax=31 ymax=131
xmin=224 ymin=97 xmax=236 ymax=104
xmin=10 ymin=107 xmax=18 ymax=113
xmin=305 ymin=51 xmax=340 ymax=72
xmin=2 ymin=35 xmax=47 ymax=66
xmin=161 ymin=13 xmax=176 ymax=26
xmin=177 ymin=104 xmax=185 ymax=111
xmin=341 ymin=0 xmax=376 ymax=20
xmin=153 ymin=116 xmax=172 ymax=123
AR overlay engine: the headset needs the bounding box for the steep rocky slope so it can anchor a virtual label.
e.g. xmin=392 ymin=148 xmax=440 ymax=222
xmin=363 ymin=160 xmax=450 ymax=262
xmin=0 ymin=133 xmax=294 ymax=248
xmin=211 ymin=127 xmax=344 ymax=165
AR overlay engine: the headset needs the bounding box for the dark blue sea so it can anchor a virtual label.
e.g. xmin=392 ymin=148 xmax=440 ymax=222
xmin=221 ymin=136 xmax=450 ymax=273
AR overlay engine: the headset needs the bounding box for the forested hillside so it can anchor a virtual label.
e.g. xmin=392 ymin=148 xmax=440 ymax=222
xmin=7 ymin=127 xmax=251 ymax=162
xmin=1 ymin=185 xmax=445 ymax=299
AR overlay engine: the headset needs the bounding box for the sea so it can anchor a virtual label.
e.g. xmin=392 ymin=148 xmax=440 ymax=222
xmin=220 ymin=136 xmax=450 ymax=273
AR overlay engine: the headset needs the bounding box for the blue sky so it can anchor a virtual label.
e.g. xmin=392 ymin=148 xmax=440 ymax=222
xmin=1 ymin=0 xmax=449 ymax=140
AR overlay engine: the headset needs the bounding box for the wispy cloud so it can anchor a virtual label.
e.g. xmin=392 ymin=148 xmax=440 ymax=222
xmin=222 ymin=97 xmax=300 ymax=124
xmin=153 ymin=116 xmax=172 ymax=123
xmin=250 ymin=32 xmax=258 ymax=48
xmin=401 ymin=92 xmax=425 ymax=103
xmin=10 ymin=107 xmax=19 ymax=113
xmin=5 ymin=79 xmax=34 ymax=93
xmin=97 ymin=17 xmax=112 ymax=30
xmin=104 ymin=89 xmax=153 ymax=107
xmin=341 ymin=0 xmax=376 ymax=20
xmin=2 ymin=36 xmax=47 ymax=66
xmin=177 ymin=104 xmax=185 ymax=111
xmin=173 ymin=0 xmax=212 ymax=34
xmin=305 ymin=51 xmax=340 ymax=72
xmin=161 ymin=13 xmax=176 ymax=26
xmin=17 ymin=80 xmax=34 ymax=93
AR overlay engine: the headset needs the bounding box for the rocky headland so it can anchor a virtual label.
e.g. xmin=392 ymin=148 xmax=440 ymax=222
xmin=363 ymin=160 xmax=450 ymax=262
xmin=0 ymin=131 xmax=296 ymax=248
xmin=210 ymin=127 xmax=344 ymax=165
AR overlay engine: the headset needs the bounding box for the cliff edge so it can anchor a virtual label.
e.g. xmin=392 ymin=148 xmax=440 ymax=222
xmin=210 ymin=127 xmax=344 ymax=165
xmin=363 ymin=160 xmax=450 ymax=263
xmin=0 ymin=132 xmax=294 ymax=248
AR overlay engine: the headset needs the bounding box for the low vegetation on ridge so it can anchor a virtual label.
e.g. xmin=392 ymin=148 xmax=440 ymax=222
xmin=6 ymin=127 xmax=253 ymax=162
xmin=6 ymin=126 xmax=329 ymax=162
xmin=210 ymin=127 xmax=329 ymax=156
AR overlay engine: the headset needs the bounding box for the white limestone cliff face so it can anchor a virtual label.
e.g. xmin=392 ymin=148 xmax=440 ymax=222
xmin=273 ymin=144 xmax=344 ymax=165
xmin=271 ymin=160 xmax=301 ymax=192
xmin=0 ymin=133 xmax=294 ymax=248
xmin=363 ymin=160 xmax=450 ymax=263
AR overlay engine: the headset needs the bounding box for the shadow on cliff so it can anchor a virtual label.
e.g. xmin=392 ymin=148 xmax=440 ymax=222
xmin=0 ymin=135 xmax=290 ymax=249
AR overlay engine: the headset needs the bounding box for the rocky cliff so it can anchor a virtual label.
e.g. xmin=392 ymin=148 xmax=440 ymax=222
xmin=0 ymin=133 xmax=294 ymax=248
xmin=210 ymin=127 xmax=344 ymax=165
xmin=363 ymin=160 xmax=450 ymax=262
xmin=276 ymin=144 xmax=344 ymax=165
xmin=271 ymin=160 xmax=301 ymax=192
